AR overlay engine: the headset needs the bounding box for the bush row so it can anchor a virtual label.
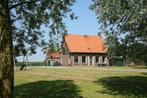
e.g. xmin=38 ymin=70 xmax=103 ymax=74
xmin=15 ymin=62 xmax=44 ymax=67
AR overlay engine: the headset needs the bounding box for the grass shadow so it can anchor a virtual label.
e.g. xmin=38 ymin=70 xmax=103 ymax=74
xmin=128 ymin=66 xmax=147 ymax=69
xmin=14 ymin=80 xmax=82 ymax=98
xmin=95 ymin=76 xmax=147 ymax=97
xmin=141 ymin=72 xmax=147 ymax=76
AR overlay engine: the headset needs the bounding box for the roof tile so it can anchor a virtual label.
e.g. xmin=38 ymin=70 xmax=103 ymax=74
xmin=64 ymin=34 xmax=107 ymax=53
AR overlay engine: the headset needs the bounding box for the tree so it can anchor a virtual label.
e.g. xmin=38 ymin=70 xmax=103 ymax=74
xmin=90 ymin=0 xmax=147 ymax=64
xmin=0 ymin=0 xmax=76 ymax=98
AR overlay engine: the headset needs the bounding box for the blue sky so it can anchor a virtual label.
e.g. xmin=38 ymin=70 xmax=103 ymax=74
xmin=17 ymin=0 xmax=101 ymax=62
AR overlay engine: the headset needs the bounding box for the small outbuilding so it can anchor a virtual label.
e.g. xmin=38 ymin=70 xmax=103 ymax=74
xmin=45 ymin=50 xmax=62 ymax=66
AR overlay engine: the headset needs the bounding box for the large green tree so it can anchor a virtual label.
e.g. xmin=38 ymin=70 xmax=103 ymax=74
xmin=91 ymin=0 xmax=147 ymax=63
xmin=0 ymin=0 xmax=75 ymax=98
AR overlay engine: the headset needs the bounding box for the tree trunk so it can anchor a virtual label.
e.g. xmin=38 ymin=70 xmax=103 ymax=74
xmin=0 ymin=0 xmax=14 ymax=98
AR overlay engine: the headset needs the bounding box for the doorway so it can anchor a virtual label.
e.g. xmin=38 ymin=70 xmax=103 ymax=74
xmin=90 ymin=56 xmax=92 ymax=66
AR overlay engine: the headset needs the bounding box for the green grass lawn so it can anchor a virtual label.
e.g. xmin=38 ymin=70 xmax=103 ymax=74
xmin=14 ymin=66 xmax=147 ymax=98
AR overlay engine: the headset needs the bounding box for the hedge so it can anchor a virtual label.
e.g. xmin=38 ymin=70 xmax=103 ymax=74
xmin=15 ymin=62 xmax=44 ymax=67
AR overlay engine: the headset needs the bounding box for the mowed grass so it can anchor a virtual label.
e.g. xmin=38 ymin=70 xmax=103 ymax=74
xmin=14 ymin=66 xmax=147 ymax=98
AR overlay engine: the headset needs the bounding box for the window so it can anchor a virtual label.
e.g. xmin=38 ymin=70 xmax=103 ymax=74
xmin=82 ymin=56 xmax=86 ymax=64
xmin=74 ymin=56 xmax=78 ymax=63
xmin=102 ymin=56 xmax=105 ymax=63
xmin=95 ymin=56 xmax=99 ymax=63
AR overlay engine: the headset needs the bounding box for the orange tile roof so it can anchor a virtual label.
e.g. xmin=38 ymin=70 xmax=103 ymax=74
xmin=64 ymin=34 xmax=107 ymax=53
xmin=47 ymin=51 xmax=61 ymax=59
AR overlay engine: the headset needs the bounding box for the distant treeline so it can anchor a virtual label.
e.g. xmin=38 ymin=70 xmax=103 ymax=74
xmin=15 ymin=62 xmax=44 ymax=67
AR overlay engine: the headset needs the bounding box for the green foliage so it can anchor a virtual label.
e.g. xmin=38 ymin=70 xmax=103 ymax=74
xmin=91 ymin=0 xmax=147 ymax=64
xmin=15 ymin=62 xmax=44 ymax=67
xmin=10 ymin=0 xmax=76 ymax=56
xmin=48 ymin=42 xmax=58 ymax=52
xmin=91 ymin=0 xmax=147 ymax=35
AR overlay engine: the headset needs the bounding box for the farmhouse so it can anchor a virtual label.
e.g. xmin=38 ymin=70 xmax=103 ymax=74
xmin=61 ymin=34 xmax=109 ymax=66
xmin=45 ymin=34 xmax=109 ymax=66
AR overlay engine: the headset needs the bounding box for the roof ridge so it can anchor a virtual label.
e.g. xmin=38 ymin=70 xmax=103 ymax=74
xmin=67 ymin=33 xmax=99 ymax=37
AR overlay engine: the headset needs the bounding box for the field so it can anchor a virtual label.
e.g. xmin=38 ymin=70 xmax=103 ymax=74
xmin=14 ymin=66 xmax=147 ymax=98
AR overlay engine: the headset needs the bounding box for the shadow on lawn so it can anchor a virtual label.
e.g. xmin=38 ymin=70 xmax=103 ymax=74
xmin=141 ymin=72 xmax=147 ymax=75
xmin=129 ymin=66 xmax=147 ymax=69
xmin=95 ymin=76 xmax=147 ymax=97
xmin=14 ymin=80 xmax=83 ymax=98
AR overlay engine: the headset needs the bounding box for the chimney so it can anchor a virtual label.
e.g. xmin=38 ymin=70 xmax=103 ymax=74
xmin=98 ymin=32 xmax=102 ymax=37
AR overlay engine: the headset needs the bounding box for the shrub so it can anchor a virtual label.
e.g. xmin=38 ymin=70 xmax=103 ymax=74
xmin=15 ymin=62 xmax=44 ymax=67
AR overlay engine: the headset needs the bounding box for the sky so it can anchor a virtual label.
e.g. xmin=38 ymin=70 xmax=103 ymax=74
xmin=17 ymin=0 xmax=101 ymax=62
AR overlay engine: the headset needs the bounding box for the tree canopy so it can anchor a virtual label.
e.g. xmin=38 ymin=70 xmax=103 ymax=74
xmin=11 ymin=0 xmax=76 ymax=56
xmin=91 ymin=0 xmax=147 ymax=64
